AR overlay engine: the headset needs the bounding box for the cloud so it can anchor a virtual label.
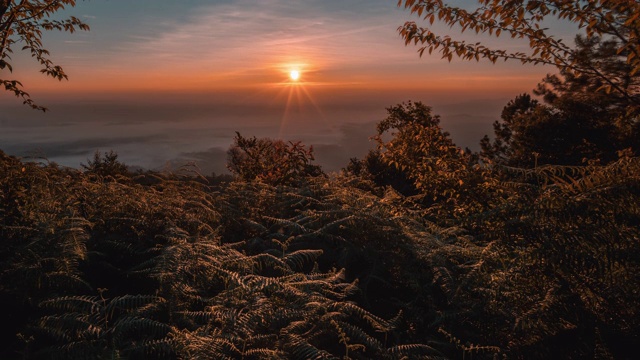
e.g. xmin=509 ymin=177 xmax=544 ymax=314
xmin=4 ymin=135 xmax=158 ymax=157
xmin=294 ymin=121 xmax=378 ymax=173
xmin=110 ymin=0 xmax=423 ymax=87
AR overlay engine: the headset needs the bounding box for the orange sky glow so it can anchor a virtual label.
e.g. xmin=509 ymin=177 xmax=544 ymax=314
xmin=1 ymin=0 xmax=580 ymax=172
xmin=7 ymin=0 xmax=564 ymax=97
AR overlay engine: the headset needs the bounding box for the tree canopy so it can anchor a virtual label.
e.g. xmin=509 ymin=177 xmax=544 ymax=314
xmin=481 ymin=35 xmax=640 ymax=167
xmin=398 ymin=0 xmax=640 ymax=109
xmin=480 ymin=92 xmax=624 ymax=167
xmin=0 ymin=0 xmax=89 ymax=111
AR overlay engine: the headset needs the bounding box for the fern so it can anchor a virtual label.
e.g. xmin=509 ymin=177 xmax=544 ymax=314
xmin=386 ymin=343 xmax=445 ymax=359
xmin=242 ymin=347 xmax=285 ymax=359
xmin=284 ymin=333 xmax=338 ymax=360
xmin=284 ymin=249 xmax=324 ymax=271
xmin=11 ymin=149 xmax=637 ymax=358
xmin=39 ymin=296 xmax=100 ymax=314
xmin=126 ymin=338 xmax=178 ymax=359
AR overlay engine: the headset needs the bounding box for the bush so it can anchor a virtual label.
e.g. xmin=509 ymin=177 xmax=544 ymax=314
xmin=227 ymin=132 xmax=323 ymax=186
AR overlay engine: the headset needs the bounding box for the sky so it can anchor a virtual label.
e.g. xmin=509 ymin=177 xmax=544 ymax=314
xmin=0 ymin=0 xmax=578 ymax=174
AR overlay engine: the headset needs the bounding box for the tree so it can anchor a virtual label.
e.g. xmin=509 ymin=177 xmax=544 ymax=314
xmin=480 ymin=94 xmax=538 ymax=166
xmin=481 ymin=36 xmax=639 ymax=167
xmin=535 ymin=35 xmax=640 ymax=113
xmin=480 ymin=93 xmax=622 ymax=167
xmin=0 ymin=0 xmax=89 ymax=111
xmin=535 ymin=35 xmax=640 ymax=149
xmin=82 ymin=150 xmax=130 ymax=178
xmin=227 ymin=132 xmax=323 ymax=186
xmin=373 ymin=101 xmax=489 ymax=218
xmin=398 ymin=0 xmax=640 ymax=109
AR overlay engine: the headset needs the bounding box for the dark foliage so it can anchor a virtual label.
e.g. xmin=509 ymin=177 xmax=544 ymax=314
xmin=344 ymin=150 xmax=419 ymax=197
xmin=0 ymin=149 xmax=446 ymax=359
xmin=82 ymin=150 xmax=130 ymax=179
xmin=2 ymin=93 xmax=639 ymax=359
xmin=480 ymin=93 xmax=621 ymax=167
xmin=227 ymin=132 xmax=324 ymax=186
xmin=481 ymin=36 xmax=640 ymax=168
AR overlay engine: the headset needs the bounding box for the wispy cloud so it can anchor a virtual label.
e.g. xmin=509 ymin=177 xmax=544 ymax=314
xmin=110 ymin=0 xmax=424 ymax=87
xmin=18 ymin=0 xmax=552 ymax=95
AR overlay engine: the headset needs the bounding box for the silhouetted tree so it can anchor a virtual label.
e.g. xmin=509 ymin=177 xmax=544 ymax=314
xmin=535 ymin=36 xmax=639 ymax=113
xmin=480 ymin=94 xmax=620 ymax=167
xmin=535 ymin=35 xmax=640 ymax=151
xmin=82 ymin=150 xmax=129 ymax=178
xmin=0 ymin=0 xmax=89 ymax=110
xmin=481 ymin=36 xmax=639 ymax=167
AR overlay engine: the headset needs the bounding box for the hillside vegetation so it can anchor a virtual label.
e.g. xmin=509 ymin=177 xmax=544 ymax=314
xmin=1 ymin=122 xmax=639 ymax=359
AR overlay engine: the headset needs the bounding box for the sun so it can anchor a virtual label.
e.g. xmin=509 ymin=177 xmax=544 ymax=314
xmin=289 ymin=70 xmax=300 ymax=81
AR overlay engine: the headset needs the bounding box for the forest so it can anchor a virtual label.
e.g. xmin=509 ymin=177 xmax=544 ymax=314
xmin=1 ymin=1 xmax=640 ymax=359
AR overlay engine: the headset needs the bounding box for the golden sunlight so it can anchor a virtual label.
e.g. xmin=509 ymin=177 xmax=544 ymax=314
xmin=271 ymin=64 xmax=329 ymax=140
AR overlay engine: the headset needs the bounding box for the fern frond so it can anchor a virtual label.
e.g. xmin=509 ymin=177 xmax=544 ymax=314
xmin=40 ymin=296 xmax=100 ymax=314
xmin=42 ymin=272 xmax=93 ymax=291
xmin=207 ymin=307 xmax=255 ymax=336
xmin=247 ymin=253 xmax=293 ymax=275
xmin=437 ymin=328 xmax=502 ymax=357
xmin=192 ymin=336 xmax=242 ymax=358
xmin=175 ymin=310 xmax=214 ymax=324
xmin=112 ymin=316 xmax=173 ymax=343
xmin=126 ymin=338 xmax=178 ymax=359
xmin=284 ymin=249 xmax=324 ymax=271
xmin=328 ymin=302 xmax=393 ymax=333
xmin=284 ymin=333 xmax=338 ymax=360
xmin=38 ymin=313 xmax=101 ymax=341
xmin=38 ymin=339 xmax=109 ymax=360
xmin=105 ymin=295 xmax=166 ymax=320
xmin=263 ymin=216 xmax=309 ymax=235
xmin=386 ymin=343 xmax=444 ymax=359
xmin=312 ymin=215 xmax=358 ymax=235
xmin=262 ymin=307 xmax=307 ymax=330
xmin=330 ymin=280 xmax=360 ymax=299
xmin=308 ymin=268 xmax=346 ymax=283
xmin=562 ymin=157 xmax=640 ymax=194
xmin=243 ymin=218 xmax=269 ymax=233
xmin=431 ymin=266 xmax=456 ymax=296
xmin=242 ymin=348 xmax=285 ymax=359
xmin=335 ymin=320 xmax=384 ymax=353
